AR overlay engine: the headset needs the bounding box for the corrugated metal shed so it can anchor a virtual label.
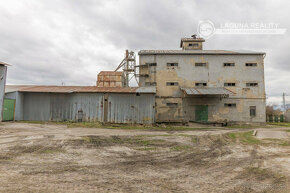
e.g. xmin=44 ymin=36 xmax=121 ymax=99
xmin=138 ymin=50 xmax=265 ymax=55
xmin=5 ymin=85 xmax=156 ymax=94
xmin=181 ymin=87 xmax=235 ymax=95
xmin=5 ymin=86 xmax=156 ymax=124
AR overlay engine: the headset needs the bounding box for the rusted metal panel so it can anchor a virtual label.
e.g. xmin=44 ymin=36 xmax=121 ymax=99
xmin=5 ymin=85 xmax=157 ymax=94
xmin=107 ymin=93 xmax=155 ymax=124
xmin=97 ymin=71 xmax=124 ymax=87
xmin=181 ymin=87 xmax=235 ymax=95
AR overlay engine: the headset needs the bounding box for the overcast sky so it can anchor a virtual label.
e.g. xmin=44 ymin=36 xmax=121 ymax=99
xmin=0 ymin=0 xmax=289 ymax=105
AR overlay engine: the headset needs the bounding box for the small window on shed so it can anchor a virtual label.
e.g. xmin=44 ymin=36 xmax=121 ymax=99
xmin=195 ymin=82 xmax=207 ymax=86
xmin=246 ymin=83 xmax=258 ymax=87
xmin=224 ymin=63 xmax=235 ymax=67
xmin=167 ymin=63 xmax=178 ymax=67
xmin=250 ymin=106 xmax=256 ymax=117
xmin=224 ymin=103 xmax=236 ymax=107
xmin=195 ymin=63 xmax=207 ymax=67
xmin=166 ymin=82 xmax=179 ymax=86
xmin=246 ymin=63 xmax=257 ymax=67
xmin=166 ymin=103 xmax=178 ymax=107
xmin=224 ymin=83 xmax=236 ymax=87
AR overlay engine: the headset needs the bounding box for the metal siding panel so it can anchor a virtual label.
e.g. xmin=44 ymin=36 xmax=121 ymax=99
xmin=108 ymin=93 xmax=155 ymax=124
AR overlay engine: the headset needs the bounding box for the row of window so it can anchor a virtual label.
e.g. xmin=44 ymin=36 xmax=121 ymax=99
xmin=165 ymin=82 xmax=259 ymax=87
xmin=165 ymin=103 xmax=257 ymax=116
xmin=149 ymin=62 xmax=258 ymax=67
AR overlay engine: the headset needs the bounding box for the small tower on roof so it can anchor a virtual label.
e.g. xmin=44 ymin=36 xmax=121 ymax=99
xmin=180 ymin=34 xmax=205 ymax=50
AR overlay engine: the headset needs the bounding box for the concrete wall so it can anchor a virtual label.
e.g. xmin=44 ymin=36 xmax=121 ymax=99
xmin=0 ymin=65 xmax=7 ymax=121
xmin=5 ymin=92 xmax=155 ymax=124
xmin=139 ymin=54 xmax=266 ymax=123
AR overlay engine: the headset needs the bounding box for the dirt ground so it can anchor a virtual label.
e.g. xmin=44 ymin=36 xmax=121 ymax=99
xmin=0 ymin=122 xmax=289 ymax=193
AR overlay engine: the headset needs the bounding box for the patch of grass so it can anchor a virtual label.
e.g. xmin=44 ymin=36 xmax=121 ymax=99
xmin=37 ymin=148 xmax=65 ymax=154
xmin=170 ymin=145 xmax=192 ymax=151
xmin=279 ymin=141 xmax=290 ymax=146
xmin=17 ymin=120 xmax=218 ymax=131
xmin=228 ymin=132 xmax=237 ymax=139
xmin=286 ymin=130 xmax=290 ymax=132
xmin=227 ymin=131 xmax=261 ymax=145
xmin=267 ymin=122 xmax=290 ymax=127
xmin=191 ymin=136 xmax=198 ymax=143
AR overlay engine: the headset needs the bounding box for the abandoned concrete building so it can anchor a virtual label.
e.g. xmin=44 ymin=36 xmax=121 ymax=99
xmin=138 ymin=37 xmax=266 ymax=124
xmin=3 ymin=36 xmax=266 ymax=124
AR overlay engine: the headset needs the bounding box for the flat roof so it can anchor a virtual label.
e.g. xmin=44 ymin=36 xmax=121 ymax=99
xmin=98 ymin=71 xmax=123 ymax=76
xmin=5 ymin=85 xmax=156 ymax=94
xmin=139 ymin=50 xmax=265 ymax=55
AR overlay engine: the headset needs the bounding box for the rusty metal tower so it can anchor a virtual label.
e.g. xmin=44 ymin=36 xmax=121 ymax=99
xmin=114 ymin=50 xmax=136 ymax=87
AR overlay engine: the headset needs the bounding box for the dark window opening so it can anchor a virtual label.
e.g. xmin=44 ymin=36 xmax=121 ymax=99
xmin=246 ymin=63 xmax=257 ymax=67
xmin=195 ymin=82 xmax=207 ymax=86
xmin=224 ymin=83 xmax=236 ymax=87
xmin=246 ymin=83 xmax=258 ymax=87
xmin=224 ymin=103 xmax=236 ymax=107
xmin=189 ymin=43 xmax=199 ymax=47
xmin=224 ymin=63 xmax=235 ymax=67
xmin=250 ymin=106 xmax=256 ymax=117
xmin=136 ymin=93 xmax=140 ymax=96
xmin=195 ymin=63 xmax=207 ymax=67
xmin=148 ymin=63 xmax=157 ymax=66
xmin=166 ymin=103 xmax=178 ymax=107
xmin=167 ymin=63 xmax=178 ymax=67
xmin=166 ymin=82 xmax=179 ymax=86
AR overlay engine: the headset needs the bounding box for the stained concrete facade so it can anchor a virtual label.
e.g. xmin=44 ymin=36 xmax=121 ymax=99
xmin=138 ymin=38 xmax=266 ymax=124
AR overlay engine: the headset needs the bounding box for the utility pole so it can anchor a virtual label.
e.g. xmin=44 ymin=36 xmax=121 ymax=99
xmin=283 ymin=92 xmax=286 ymax=114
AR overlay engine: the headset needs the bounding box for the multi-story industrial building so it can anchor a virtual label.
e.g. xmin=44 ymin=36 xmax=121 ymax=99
xmin=138 ymin=37 xmax=266 ymax=124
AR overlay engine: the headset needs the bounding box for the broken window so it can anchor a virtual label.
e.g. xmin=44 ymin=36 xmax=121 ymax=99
xmin=224 ymin=103 xmax=236 ymax=107
xmin=195 ymin=82 xmax=207 ymax=86
xmin=189 ymin=43 xmax=199 ymax=47
xmin=195 ymin=63 xmax=207 ymax=67
xmin=224 ymin=63 xmax=235 ymax=67
xmin=250 ymin=106 xmax=256 ymax=117
xmin=246 ymin=83 xmax=258 ymax=87
xmin=245 ymin=63 xmax=257 ymax=67
xmin=145 ymin=82 xmax=157 ymax=86
xmin=166 ymin=82 xmax=179 ymax=86
xmin=166 ymin=103 xmax=178 ymax=107
xmin=167 ymin=63 xmax=178 ymax=67
xmin=224 ymin=83 xmax=236 ymax=87
xmin=148 ymin=63 xmax=157 ymax=66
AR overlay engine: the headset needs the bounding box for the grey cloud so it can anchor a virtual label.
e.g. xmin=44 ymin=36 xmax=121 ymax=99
xmin=0 ymin=0 xmax=289 ymax=101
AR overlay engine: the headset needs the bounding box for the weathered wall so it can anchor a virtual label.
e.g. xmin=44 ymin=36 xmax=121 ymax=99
xmin=0 ymin=65 xmax=7 ymax=121
xmin=5 ymin=92 xmax=155 ymax=124
xmin=108 ymin=94 xmax=155 ymax=124
xmin=139 ymin=54 xmax=266 ymax=123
